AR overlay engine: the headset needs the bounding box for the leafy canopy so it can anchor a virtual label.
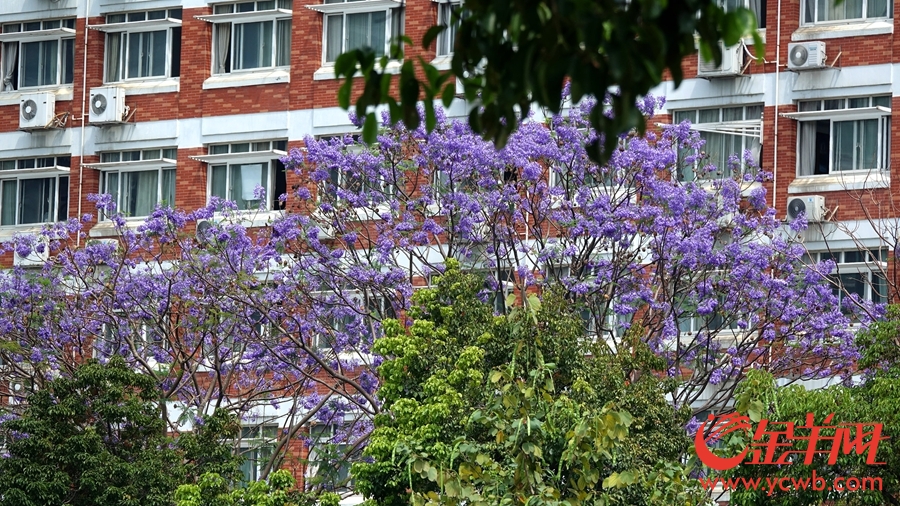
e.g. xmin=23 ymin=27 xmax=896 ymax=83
xmin=352 ymin=259 xmax=702 ymax=506
xmin=0 ymin=357 xmax=241 ymax=506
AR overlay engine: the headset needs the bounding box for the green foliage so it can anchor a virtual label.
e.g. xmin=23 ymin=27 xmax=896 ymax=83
xmin=353 ymin=259 xmax=701 ymax=505
xmin=0 ymin=357 xmax=241 ymax=506
xmin=175 ymin=470 xmax=321 ymax=506
xmin=336 ymin=0 xmax=763 ymax=164
xmin=725 ymin=307 xmax=900 ymax=505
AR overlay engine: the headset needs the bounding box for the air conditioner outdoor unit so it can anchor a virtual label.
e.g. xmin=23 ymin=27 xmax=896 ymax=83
xmin=454 ymin=75 xmax=464 ymax=98
xmin=787 ymin=195 xmax=826 ymax=222
xmin=697 ymin=43 xmax=743 ymax=78
xmin=20 ymin=92 xmax=56 ymax=130
xmin=89 ymin=86 xmax=126 ymax=124
xmin=787 ymin=41 xmax=827 ymax=70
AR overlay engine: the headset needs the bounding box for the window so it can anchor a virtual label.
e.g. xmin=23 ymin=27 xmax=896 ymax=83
xmin=673 ymin=105 xmax=763 ymax=181
xmin=325 ymin=164 xmax=396 ymax=205
xmin=436 ymin=1 xmax=460 ymax=56
xmin=308 ymin=424 xmax=352 ymax=490
xmin=200 ymin=140 xmax=288 ymax=211
xmin=208 ymin=1 xmax=292 ymax=75
xmin=0 ymin=19 xmax=75 ymax=91
xmin=99 ymin=314 xmax=169 ymax=360
xmin=722 ymin=0 xmax=766 ymax=28
xmin=473 ymin=268 xmax=514 ymax=314
xmin=803 ymin=0 xmax=891 ymax=24
xmin=315 ymin=292 xmax=395 ymax=350
xmin=794 ymin=96 xmax=891 ymax=176
xmin=102 ymin=9 xmax=182 ymax=82
xmin=814 ymin=249 xmax=887 ymax=308
xmin=0 ymin=156 xmax=70 ymax=226
xmin=238 ymin=424 xmax=278 ymax=485
xmin=317 ymin=0 xmax=404 ymax=64
xmin=98 ymin=148 xmax=177 ymax=218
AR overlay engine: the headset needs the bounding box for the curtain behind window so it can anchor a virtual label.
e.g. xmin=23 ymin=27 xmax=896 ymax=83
xmin=19 ymin=178 xmax=54 ymax=224
xmin=326 ymin=15 xmax=343 ymax=62
xmin=1 ymin=181 xmax=17 ymax=226
xmin=276 ymin=19 xmax=291 ymax=66
xmin=798 ymin=122 xmax=817 ymax=176
xmin=122 ymin=170 xmax=158 ymax=217
xmin=1 ymin=42 xmax=17 ymax=91
xmin=215 ymin=24 xmax=231 ymax=74
xmin=106 ymin=33 xmax=122 ymax=82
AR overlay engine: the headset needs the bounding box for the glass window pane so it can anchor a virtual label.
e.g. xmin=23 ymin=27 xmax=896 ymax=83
xmin=168 ymin=9 xmax=183 ymax=19
xmin=142 ymin=149 xmax=161 ymax=160
xmin=848 ymin=97 xmax=869 ymax=109
xmin=873 ymin=96 xmax=891 ymax=108
xmin=232 ymin=143 xmax=250 ymax=153
xmin=127 ymin=32 xmax=142 ymax=78
xmin=745 ymin=105 xmax=763 ymax=121
xmin=832 ymin=120 xmax=856 ymax=171
xmin=214 ymin=4 xmax=234 ymax=14
xmin=106 ymin=172 xmax=119 ymax=211
xmin=210 ymin=145 xmax=229 ymax=155
xmin=824 ymin=99 xmax=844 ymax=110
xmin=43 ymin=20 xmax=61 ymax=29
xmin=149 ymin=30 xmax=167 ymax=76
xmin=673 ymin=110 xmax=696 ymax=123
xmin=163 ymin=148 xmax=178 ymax=159
xmin=252 ymin=142 xmax=270 ymax=151
xmin=231 ymin=163 xmax=267 ymax=209
xmin=148 ymin=10 xmax=167 ymax=20
xmin=121 ymin=170 xmax=159 ymax=217
xmin=63 ymin=19 xmax=76 ymax=29
xmin=325 ymin=15 xmax=344 ymax=62
xmin=237 ymin=2 xmax=256 ymax=12
xmin=21 ymin=41 xmax=42 ymax=87
xmin=698 ymin=109 xmax=719 ymax=123
xmin=128 ymin=12 xmax=146 ymax=22
xmin=722 ymin=107 xmax=743 ymax=121
xmin=0 ymin=161 xmax=15 ymax=171
xmin=347 ymin=13 xmax=371 ymax=52
xmin=106 ymin=14 xmax=126 ymax=23
xmin=161 ymin=169 xmax=175 ymax=207
xmin=370 ymin=11 xmax=386 ymax=56
xmin=211 ymin=165 xmax=228 ymax=199
xmin=19 ymin=177 xmax=54 ymax=224
xmin=57 ymin=176 xmax=69 ymax=222
xmin=2 ymin=24 xmax=22 ymax=33
xmin=18 ymin=159 xmax=35 ymax=169
xmin=23 ymin=22 xmax=41 ymax=31
xmin=1 ymin=180 xmax=17 ymax=226
xmin=276 ymin=19 xmax=291 ymax=66
xmin=101 ymin=152 xmax=120 ymax=163
xmin=234 ymin=21 xmax=273 ymax=70
xmin=799 ymin=101 xmax=820 ymax=112
xmin=860 ymin=118 xmax=878 ymax=169
xmin=123 ymin=150 xmax=141 ymax=161
xmin=62 ymin=38 xmax=74 ymax=84
xmin=273 ymin=140 xmax=287 ymax=151
xmin=258 ymin=0 xmax=276 ymax=9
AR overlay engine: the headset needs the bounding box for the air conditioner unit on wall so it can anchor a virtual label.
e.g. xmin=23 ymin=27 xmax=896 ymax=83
xmin=697 ymin=43 xmax=744 ymax=78
xmin=20 ymin=92 xmax=56 ymax=130
xmin=13 ymin=238 xmax=50 ymax=267
xmin=89 ymin=86 xmax=126 ymax=124
xmin=787 ymin=41 xmax=827 ymax=70
xmin=787 ymin=195 xmax=826 ymax=222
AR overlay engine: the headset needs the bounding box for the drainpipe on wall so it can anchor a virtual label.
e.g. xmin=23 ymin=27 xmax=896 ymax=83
xmin=773 ymin=0 xmax=781 ymax=215
xmin=77 ymin=0 xmax=91 ymax=247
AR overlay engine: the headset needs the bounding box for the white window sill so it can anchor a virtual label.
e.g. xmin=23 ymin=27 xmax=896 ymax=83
xmin=313 ymin=60 xmax=402 ymax=81
xmin=431 ymin=55 xmax=452 ymax=71
xmin=0 ymin=225 xmax=49 ymax=242
xmin=105 ymin=78 xmax=180 ymax=96
xmin=792 ymin=20 xmax=893 ymax=41
xmin=89 ymin=219 xmax=149 ymax=238
xmin=202 ymin=69 xmax=290 ymax=90
xmin=788 ymin=171 xmax=890 ymax=193
xmin=202 ymin=210 xmax=286 ymax=229
xmin=0 ymin=85 xmax=74 ymax=107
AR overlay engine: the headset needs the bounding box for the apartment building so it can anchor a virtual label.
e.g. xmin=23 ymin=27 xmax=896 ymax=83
xmin=653 ymin=0 xmax=898 ymax=309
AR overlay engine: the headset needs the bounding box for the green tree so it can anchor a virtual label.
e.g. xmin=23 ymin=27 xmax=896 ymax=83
xmin=724 ymin=306 xmax=900 ymax=506
xmin=352 ymin=259 xmax=701 ymax=506
xmin=0 ymin=357 xmax=241 ymax=506
xmin=335 ymin=0 xmax=763 ymax=163
xmin=174 ymin=469 xmax=334 ymax=506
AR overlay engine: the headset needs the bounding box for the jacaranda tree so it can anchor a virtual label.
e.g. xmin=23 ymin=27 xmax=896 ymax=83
xmin=0 ymin=93 xmax=860 ymax=501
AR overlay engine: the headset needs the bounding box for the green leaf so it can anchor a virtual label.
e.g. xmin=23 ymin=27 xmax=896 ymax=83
xmin=362 ymin=112 xmax=377 ymax=144
xmin=441 ymin=82 xmax=456 ymax=107
xmin=422 ymin=25 xmax=446 ymax=51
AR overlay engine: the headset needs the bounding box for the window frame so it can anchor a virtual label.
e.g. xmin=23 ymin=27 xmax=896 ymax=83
xmin=813 ymin=249 xmax=888 ymax=308
xmin=435 ymin=0 xmax=461 ymax=56
xmin=306 ymin=423 xmax=354 ymax=491
xmin=314 ymin=0 xmax=404 ymax=66
xmin=793 ymin=96 xmax=891 ymax=177
xmin=88 ymin=148 xmax=178 ymax=220
xmin=672 ymin=104 xmax=763 ymax=182
xmin=193 ymin=140 xmax=288 ymax=212
xmin=236 ymin=422 xmax=279 ymax=486
xmin=0 ymin=19 xmax=76 ymax=92
xmin=801 ymin=0 xmax=892 ymax=25
xmin=97 ymin=9 xmax=183 ymax=83
xmin=205 ymin=1 xmax=293 ymax=76
xmin=0 ymin=156 xmax=70 ymax=227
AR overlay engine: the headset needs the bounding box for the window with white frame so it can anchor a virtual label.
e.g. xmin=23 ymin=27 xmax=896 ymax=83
xmin=721 ymin=0 xmax=766 ymax=28
xmin=677 ymin=298 xmax=741 ymax=335
xmin=98 ymin=314 xmax=169 ymax=360
xmin=0 ymin=156 xmax=70 ymax=226
xmin=100 ymin=9 xmax=182 ymax=82
xmin=673 ymin=104 xmax=763 ymax=182
xmin=323 ymin=161 xmax=396 ymax=205
xmin=308 ymin=423 xmax=353 ymax=490
xmin=0 ymin=19 xmax=75 ymax=91
xmin=237 ymin=423 xmax=278 ymax=486
xmin=802 ymin=0 xmax=891 ymax=24
xmin=206 ymin=0 xmax=292 ymax=75
xmin=815 ymin=249 xmax=887 ymax=308
xmin=315 ymin=291 xmax=395 ymax=350
xmin=790 ymin=96 xmax=891 ymax=176
xmin=436 ymin=1 xmax=460 ymax=56
xmin=195 ymin=140 xmax=287 ymax=211
xmin=96 ymin=148 xmax=177 ymax=218
xmin=313 ymin=0 xmax=404 ymax=65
